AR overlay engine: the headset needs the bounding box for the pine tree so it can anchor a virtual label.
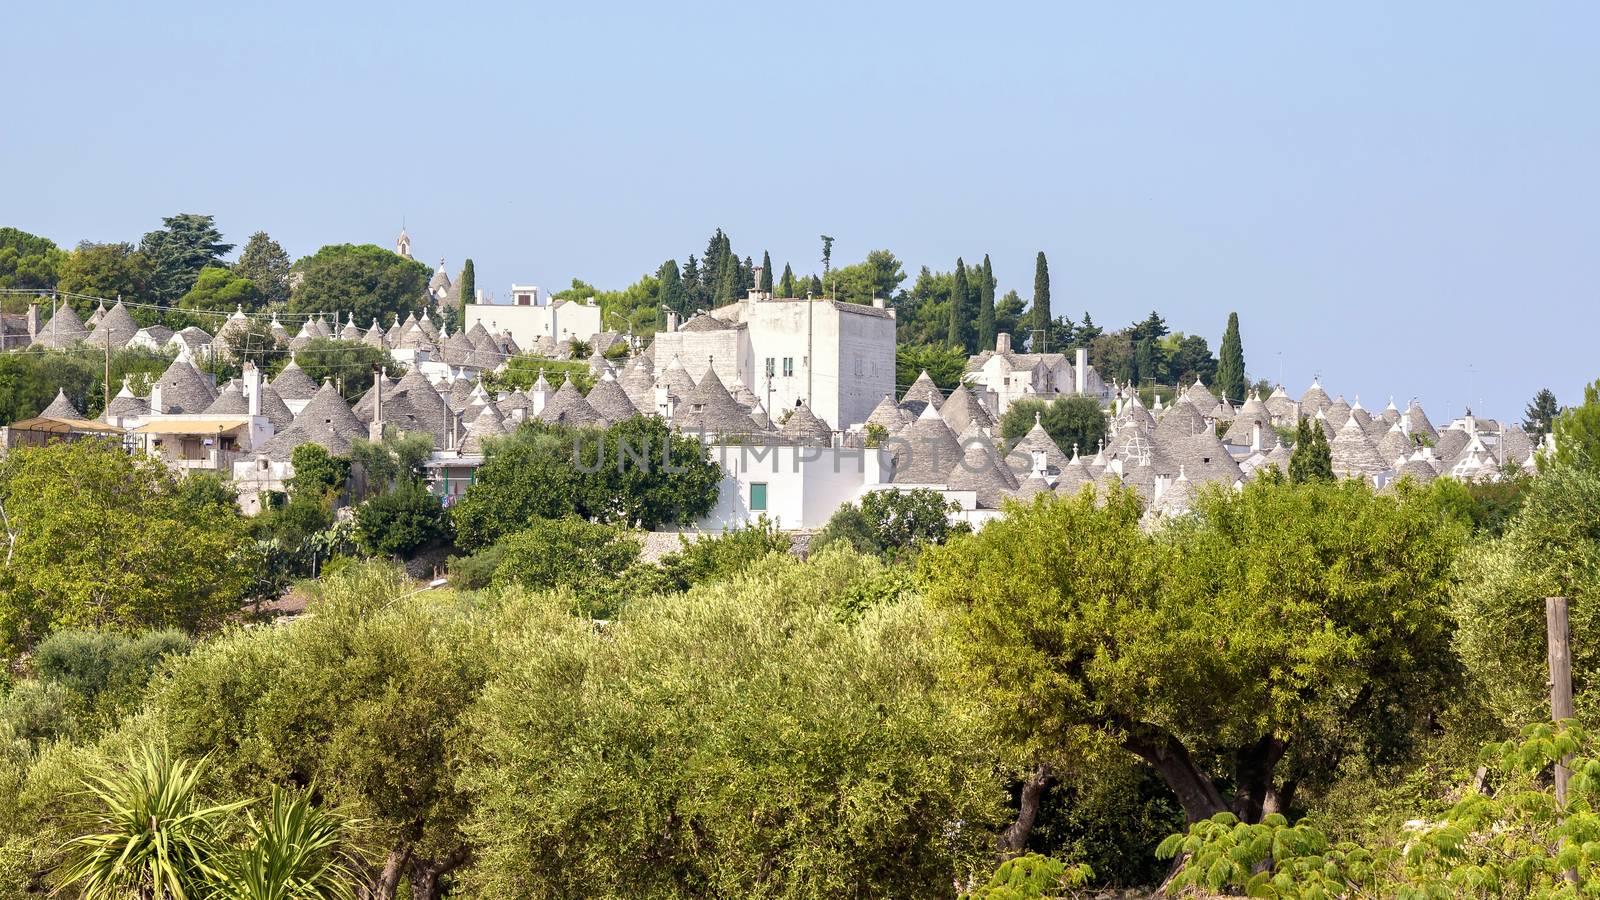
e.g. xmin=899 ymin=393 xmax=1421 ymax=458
xmin=657 ymin=259 xmax=685 ymax=319
xmin=682 ymin=255 xmax=705 ymax=311
xmin=1524 ymin=388 xmax=1559 ymax=438
xmin=977 ymin=254 xmax=996 ymax=352
xmin=948 ymin=258 xmax=971 ymax=352
xmin=1031 ymin=252 xmax=1050 ymax=351
xmin=779 ymin=263 xmax=795 ymax=298
xmin=760 ymin=251 xmax=773 ymax=293
xmin=739 ymin=255 xmax=755 ymax=295
xmin=1217 ymin=311 xmax=1246 ymax=404
xmin=1289 ymin=418 xmax=1334 ymax=483
xmin=234 ymin=231 xmax=292 ymax=305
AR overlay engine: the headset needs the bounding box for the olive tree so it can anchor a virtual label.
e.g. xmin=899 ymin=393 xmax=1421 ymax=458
xmin=921 ymin=479 xmax=1464 ymax=825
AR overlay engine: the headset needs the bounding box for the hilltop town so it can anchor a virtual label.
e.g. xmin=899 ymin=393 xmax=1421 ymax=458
xmin=0 ymin=218 xmax=1592 ymax=899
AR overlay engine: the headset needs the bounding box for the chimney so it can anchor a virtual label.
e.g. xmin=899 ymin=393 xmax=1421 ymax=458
xmin=872 ymin=295 xmax=885 ymax=309
xmin=996 ymin=332 xmax=1011 ymax=354
xmin=242 ymin=363 xmax=262 ymax=417
xmin=665 ymin=310 xmax=681 ymax=332
xmin=26 ymin=302 xmax=38 ymax=342
xmin=369 ymin=367 xmax=386 ymax=441
xmin=1031 ymin=449 xmax=1047 ymax=477
xmin=1075 ymin=347 xmax=1088 ymax=395
xmin=1251 ymin=421 xmax=1262 ymax=452
xmin=150 ymin=382 xmax=164 ymax=415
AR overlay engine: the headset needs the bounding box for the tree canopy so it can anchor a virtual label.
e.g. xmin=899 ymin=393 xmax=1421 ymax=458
xmin=288 ymin=244 xmax=432 ymax=326
xmin=921 ymin=478 xmax=1464 ymax=824
xmin=0 ymin=440 xmax=249 ymax=657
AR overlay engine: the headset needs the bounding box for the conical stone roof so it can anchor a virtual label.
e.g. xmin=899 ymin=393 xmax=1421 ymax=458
xmin=537 ymin=375 xmax=602 ymax=428
xmin=460 ymin=401 xmax=507 ymax=455
xmin=779 ymin=402 xmax=832 ymax=446
xmin=85 ymin=300 xmax=138 ymax=349
xmin=39 ymin=389 xmax=82 ymax=419
xmin=940 ymin=385 xmax=993 ymax=435
xmin=946 ymin=437 xmax=1019 ymax=509
xmin=1330 ymin=416 xmax=1389 ymax=479
xmin=153 ymin=358 xmax=217 ymax=414
xmin=1005 ymin=415 xmax=1070 ymax=477
xmin=900 ymin=370 xmax=944 ymax=415
xmin=865 ymin=394 xmax=911 ymax=433
xmin=890 ymin=405 xmax=962 ymax=485
xmin=269 ymin=359 xmax=319 ymax=402
xmin=585 ymin=372 xmax=640 ymax=424
xmin=203 ymin=382 xmax=250 ymax=416
xmin=33 ymin=302 xmax=88 ymax=348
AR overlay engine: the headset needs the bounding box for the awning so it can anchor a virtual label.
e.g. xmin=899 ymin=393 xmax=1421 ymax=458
xmin=6 ymin=417 xmax=124 ymax=434
xmin=132 ymin=417 xmax=252 ymax=435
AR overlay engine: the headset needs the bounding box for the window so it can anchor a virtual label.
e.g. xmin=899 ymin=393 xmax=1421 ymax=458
xmin=750 ymin=482 xmax=768 ymax=512
xmin=765 ymin=357 xmax=776 ymax=378
xmin=782 ymin=357 xmax=794 ymax=377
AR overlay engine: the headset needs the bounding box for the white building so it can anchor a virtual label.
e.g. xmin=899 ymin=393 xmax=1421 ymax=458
xmin=650 ymin=290 xmax=897 ymax=432
xmin=462 ymin=287 xmax=603 ymax=351
xmin=696 ymin=443 xmax=893 ymax=531
xmin=963 ymin=335 xmax=1111 ymax=416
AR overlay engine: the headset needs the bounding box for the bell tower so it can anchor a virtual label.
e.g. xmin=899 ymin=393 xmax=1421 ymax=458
xmin=396 ymin=227 xmax=412 ymax=260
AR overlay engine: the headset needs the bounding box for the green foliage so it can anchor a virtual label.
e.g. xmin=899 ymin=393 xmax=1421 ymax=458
xmin=456 ymin=549 xmax=1003 ymax=897
xmin=287 ymin=243 xmax=431 ymax=327
xmin=250 ymin=495 xmax=335 ymax=580
xmin=349 ymin=428 xmax=433 ymax=498
xmin=60 ymin=745 xmax=245 ymax=898
xmin=490 ymin=517 xmax=641 ymax=617
xmin=56 ymin=241 xmax=154 ymax=306
xmin=998 ymin=397 xmax=1107 ymax=459
xmin=1524 ymin=387 xmax=1560 ymax=440
xmin=976 ymin=254 xmax=996 ymax=352
xmin=153 ymin=561 xmax=491 ymax=889
xmin=1031 ymin=252 xmax=1050 ymax=351
xmin=234 ymin=231 xmax=292 ymax=306
xmin=139 ymin=213 xmax=234 ymax=305
xmin=0 ymin=227 xmax=65 ymax=293
xmin=948 ymin=257 xmax=973 ymax=351
xmin=214 ymin=785 xmax=360 ymax=900
xmin=814 ymin=487 xmax=967 ymax=560
xmin=1453 ymin=464 xmax=1600 ymax=729
xmin=354 ymin=480 xmax=451 ymax=559
xmin=0 ymin=440 xmax=249 ymax=656
xmin=30 ymin=628 xmax=191 ymax=722
xmin=1216 ymin=310 xmax=1246 ymax=404
xmin=453 ymin=418 xmax=720 ymax=548
xmin=897 ymin=343 xmax=969 ymax=392
xmin=0 ymin=346 xmax=170 ymax=423
xmin=1162 ymin=722 xmax=1600 ymax=897
xmin=457 ymin=257 xmax=474 ymax=312
xmin=922 ymin=479 xmax=1464 ymax=824
xmin=0 ymin=678 xmax=82 ymax=749
xmin=654 ymin=516 xmax=791 ymax=591
xmin=484 ymin=355 xmax=592 ymax=393
xmin=282 ymin=337 xmax=398 ymax=400
xmin=964 ymin=853 xmax=1093 ymax=899
xmin=1290 ymin=417 xmax=1334 ymax=483
xmin=178 ymin=265 xmax=263 ymax=312
xmin=1554 ymin=379 xmax=1600 ymax=473
xmin=824 ymin=249 xmax=907 ymax=305
xmin=285 ymin=444 xmax=349 ymax=500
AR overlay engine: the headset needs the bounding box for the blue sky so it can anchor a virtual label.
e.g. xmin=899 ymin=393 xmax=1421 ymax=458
xmin=6 ymin=1 xmax=1596 ymax=420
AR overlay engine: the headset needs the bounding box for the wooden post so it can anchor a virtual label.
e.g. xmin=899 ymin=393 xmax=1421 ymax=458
xmin=1547 ymin=595 xmax=1577 ymax=886
xmin=1548 ymin=595 xmax=1575 ymax=802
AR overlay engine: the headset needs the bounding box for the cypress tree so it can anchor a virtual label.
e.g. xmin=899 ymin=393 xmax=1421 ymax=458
xmin=808 ymin=274 xmax=823 ymax=296
xmin=657 ymin=259 xmax=685 ymax=318
xmin=1289 ymin=418 xmax=1334 ymax=484
xmin=779 ymin=263 xmax=795 ymax=298
xmin=1217 ymin=311 xmax=1246 ymax=403
xmin=977 ymin=254 xmax=996 ymax=352
xmin=459 ymin=258 xmax=475 ymax=308
xmin=1031 ymin=252 xmax=1050 ymax=351
xmin=760 ymin=251 xmax=773 ymax=292
xmin=948 ymin=258 xmax=971 ymax=352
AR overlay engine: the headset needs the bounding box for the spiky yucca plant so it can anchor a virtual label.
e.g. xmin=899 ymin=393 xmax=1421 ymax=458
xmin=213 ymin=786 xmax=360 ymax=900
xmin=58 ymin=745 xmax=245 ymax=899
